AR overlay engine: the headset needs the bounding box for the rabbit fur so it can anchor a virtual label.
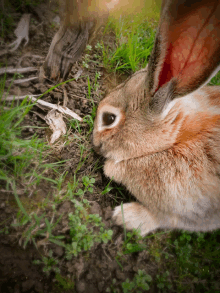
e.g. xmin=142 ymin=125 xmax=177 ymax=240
xmin=92 ymin=0 xmax=220 ymax=236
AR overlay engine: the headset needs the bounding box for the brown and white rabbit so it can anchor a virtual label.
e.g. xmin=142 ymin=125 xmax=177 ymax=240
xmin=92 ymin=0 xmax=220 ymax=236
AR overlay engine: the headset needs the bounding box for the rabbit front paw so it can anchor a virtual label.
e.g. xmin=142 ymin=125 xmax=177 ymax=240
xmin=112 ymin=202 xmax=159 ymax=236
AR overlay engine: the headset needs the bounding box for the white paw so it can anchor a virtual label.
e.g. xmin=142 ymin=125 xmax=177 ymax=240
xmin=112 ymin=202 xmax=159 ymax=236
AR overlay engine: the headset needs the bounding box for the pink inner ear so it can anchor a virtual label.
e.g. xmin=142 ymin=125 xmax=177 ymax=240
xmin=157 ymin=2 xmax=220 ymax=93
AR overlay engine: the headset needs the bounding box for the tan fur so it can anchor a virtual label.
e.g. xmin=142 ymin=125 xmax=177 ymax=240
xmin=93 ymin=78 xmax=220 ymax=235
xmin=92 ymin=0 xmax=220 ymax=235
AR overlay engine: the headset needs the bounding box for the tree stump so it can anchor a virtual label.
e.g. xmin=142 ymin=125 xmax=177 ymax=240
xmin=42 ymin=0 xmax=109 ymax=82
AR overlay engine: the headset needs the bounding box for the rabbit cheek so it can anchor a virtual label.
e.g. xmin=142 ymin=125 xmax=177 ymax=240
xmin=103 ymin=159 xmax=126 ymax=183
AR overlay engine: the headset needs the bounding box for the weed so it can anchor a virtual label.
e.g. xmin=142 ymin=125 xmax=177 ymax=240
xmin=121 ymin=270 xmax=152 ymax=292
xmin=122 ymin=230 xmax=147 ymax=255
xmin=115 ymin=229 xmax=147 ymax=272
xmin=0 ymin=226 xmax=9 ymax=234
xmin=106 ymin=278 xmax=118 ymax=293
xmin=101 ymin=179 xmax=114 ymax=195
xmin=82 ymin=54 xmax=90 ymax=69
xmin=66 ymin=206 xmax=113 ymax=258
xmin=33 ymin=250 xmax=60 ymax=276
xmin=94 ymin=71 xmax=101 ymax=91
xmin=55 ymin=274 xmax=75 ymax=290
xmin=95 ymin=42 xmax=104 ymax=51
xmin=83 ymin=114 xmax=95 ymax=134
xmin=70 ymin=119 xmax=82 ymax=134
xmin=65 ymin=176 xmax=113 ymax=258
xmin=156 ymin=271 xmax=172 ymax=291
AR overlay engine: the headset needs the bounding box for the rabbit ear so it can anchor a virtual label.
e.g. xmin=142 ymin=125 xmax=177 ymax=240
xmin=147 ymin=0 xmax=220 ymax=101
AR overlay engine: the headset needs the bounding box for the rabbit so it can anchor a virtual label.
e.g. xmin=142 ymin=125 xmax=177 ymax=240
xmin=92 ymin=0 xmax=220 ymax=236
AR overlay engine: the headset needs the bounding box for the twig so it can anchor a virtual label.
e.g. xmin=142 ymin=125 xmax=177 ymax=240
xmin=0 ymin=67 xmax=38 ymax=75
xmin=5 ymin=94 xmax=83 ymax=121
xmin=31 ymin=111 xmax=46 ymax=121
xmin=17 ymin=53 xmax=44 ymax=67
xmin=6 ymin=76 xmax=38 ymax=84
xmin=63 ymin=88 xmax=68 ymax=107
xmin=4 ymin=94 xmax=40 ymax=101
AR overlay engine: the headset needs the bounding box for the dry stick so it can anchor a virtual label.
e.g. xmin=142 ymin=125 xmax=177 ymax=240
xmin=4 ymin=94 xmax=40 ymax=101
xmin=17 ymin=53 xmax=44 ymax=67
xmin=6 ymin=76 xmax=38 ymax=84
xmin=63 ymin=88 xmax=68 ymax=107
xmin=5 ymin=95 xmax=83 ymax=122
xmin=0 ymin=67 xmax=38 ymax=75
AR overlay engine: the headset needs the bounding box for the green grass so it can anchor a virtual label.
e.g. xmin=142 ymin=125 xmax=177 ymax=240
xmin=101 ymin=14 xmax=158 ymax=73
xmin=0 ymin=96 xmax=52 ymax=190
xmin=209 ymin=71 xmax=220 ymax=85
xmin=151 ymin=230 xmax=220 ymax=292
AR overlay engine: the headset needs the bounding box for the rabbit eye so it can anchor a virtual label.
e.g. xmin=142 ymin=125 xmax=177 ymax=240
xmin=102 ymin=112 xmax=116 ymax=126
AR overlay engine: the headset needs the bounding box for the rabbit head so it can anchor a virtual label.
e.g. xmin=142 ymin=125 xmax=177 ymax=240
xmin=92 ymin=0 xmax=220 ymax=235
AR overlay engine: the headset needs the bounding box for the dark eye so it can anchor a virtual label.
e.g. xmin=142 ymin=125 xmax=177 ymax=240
xmin=102 ymin=112 xmax=116 ymax=126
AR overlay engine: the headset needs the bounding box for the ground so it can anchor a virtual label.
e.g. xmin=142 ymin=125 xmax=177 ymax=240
xmin=0 ymin=2 xmax=220 ymax=293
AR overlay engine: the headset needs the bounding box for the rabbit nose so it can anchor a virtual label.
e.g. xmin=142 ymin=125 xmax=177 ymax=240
xmin=91 ymin=133 xmax=102 ymax=154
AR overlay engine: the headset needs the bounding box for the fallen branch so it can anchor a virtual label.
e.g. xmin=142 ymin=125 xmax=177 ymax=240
xmin=5 ymin=95 xmax=83 ymax=122
xmin=0 ymin=66 xmax=38 ymax=75
xmin=6 ymin=76 xmax=38 ymax=85
xmin=4 ymin=94 xmax=40 ymax=101
xmin=63 ymin=88 xmax=68 ymax=107
xmin=17 ymin=53 xmax=44 ymax=67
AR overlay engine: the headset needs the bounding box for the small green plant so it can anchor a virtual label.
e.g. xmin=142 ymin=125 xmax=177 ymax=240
xmin=51 ymin=175 xmax=113 ymax=259
xmin=33 ymin=250 xmax=60 ymax=276
xmin=101 ymin=179 xmax=114 ymax=195
xmin=82 ymin=54 xmax=90 ymax=69
xmin=121 ymin=270 xmax=152 ymax=293
xmin=156 ymin=271 xmax=172 ymax=291
xmin=66 ymin=197 xmax=113 ymax=258
xmin=122 ymin=230 xmax=147 ymax=255
xmin=75 ymin=175 xmax=95 ymax=197
xmin=83 ymin=114 xmax=95 ymax=134
xmin=94 ymin=71 xmax=101 ymax=91
xmin=55 ymin=274 xmax=75 ymax=290
xmin=106 ymin=278 xmax=118 ymax=293
xmin=0 ymin=226 xmax=9 ymax=234
xmin=115 ymin=228 xmax=147 ymax=272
